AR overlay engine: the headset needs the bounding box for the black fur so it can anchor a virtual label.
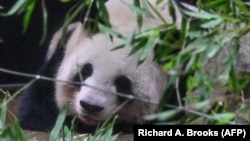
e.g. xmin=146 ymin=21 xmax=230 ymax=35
xmin=17 ymin=45 xmax=64 ymax=131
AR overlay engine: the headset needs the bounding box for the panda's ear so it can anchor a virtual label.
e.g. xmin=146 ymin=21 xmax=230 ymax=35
xmin=46 ymin=22 xmax=83 ymax=62
xmin=64 ymin=22 xmax=88 ymax=57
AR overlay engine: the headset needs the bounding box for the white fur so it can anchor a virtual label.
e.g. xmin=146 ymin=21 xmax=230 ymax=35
xmin=55 ymin=0 xmax=180 ymax=125
xmin=46 ymin=23 xmax=80 ymax=62
xmin=107 ymin=0 xmax=182 ymax=33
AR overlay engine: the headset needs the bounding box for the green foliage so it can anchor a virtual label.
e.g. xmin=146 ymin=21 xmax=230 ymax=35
xmin=182 ymin=0 xmax=250 ymax=96
xmin=0 ymin=90 xmax=118 ymax=141
xmin=49 ymin=106 xmax=67 ymax=141
xmin=0 ymin=90 xmax=29 ymax=141
xmin=86 ymin=117 xmax=119 ymax=141
xmin=0 ymin=90 xmax=9 ymax=134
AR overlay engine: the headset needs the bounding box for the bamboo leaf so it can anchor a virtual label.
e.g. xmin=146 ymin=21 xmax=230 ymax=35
xmin=0 ymin=0 xmax=27 ymax=16
xmin=201 ymin=18 xmax=223 ymax=28
xmin=208 ymin=113 xmax=236 ymax=124
xmin=184 ymin=10 xmax=220 ymax=20
xmin=98 ymin=23 xmax=125 ymax=39
xmin=145 ymin=109 xmax=180 ymax=121
xmin=23 ymin=0 xmax=36 ymax=32
xmin=49 ymin=106 xmax=67 ymax=141
xmin=39 ymin=0 xmax=48 ymax=45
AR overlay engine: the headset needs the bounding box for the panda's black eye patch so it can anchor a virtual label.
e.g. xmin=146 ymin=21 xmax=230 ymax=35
xmin=114 ymin=75 xmax=134 ymax=101
xmin=72 ymin=63 xmax=93 ymax=86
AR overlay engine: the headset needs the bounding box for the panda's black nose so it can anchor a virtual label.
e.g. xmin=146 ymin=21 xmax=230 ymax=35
xmin=80 ymin=100 xmax=104 ymax=113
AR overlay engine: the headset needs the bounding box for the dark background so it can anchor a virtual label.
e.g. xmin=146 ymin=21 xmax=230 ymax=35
xmin=0 ymin=0 xmax=77 ymax=84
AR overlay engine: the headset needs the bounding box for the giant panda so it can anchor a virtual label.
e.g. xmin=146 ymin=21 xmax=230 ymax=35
xmin=18 ymin=0 xmax=187 ymax=134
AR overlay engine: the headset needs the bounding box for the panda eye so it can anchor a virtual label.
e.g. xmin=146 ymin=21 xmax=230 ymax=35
xmin=72 ymin=63 xmax=93 ymax=85
xmin=114 ymin=75 xmax=134 ymax=101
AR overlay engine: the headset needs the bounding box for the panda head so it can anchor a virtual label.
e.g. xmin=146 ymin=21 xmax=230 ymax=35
xmin=55 ymin=24 xmax=167 ymax=125
xmin=55 ymin=0 xmax=182 ymax=126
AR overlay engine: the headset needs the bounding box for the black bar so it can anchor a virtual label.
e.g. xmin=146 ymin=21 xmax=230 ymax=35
xmin=134 ymin=125 xmax=250 ymax=140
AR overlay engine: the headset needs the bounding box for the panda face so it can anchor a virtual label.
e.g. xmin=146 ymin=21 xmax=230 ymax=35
xmin=54 ymin=0 xmax=181 ymax=126
xmin=55 ymin=32 xmax=167 ymax=125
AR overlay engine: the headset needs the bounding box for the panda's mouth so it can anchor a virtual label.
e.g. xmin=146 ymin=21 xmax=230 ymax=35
xmin=80 ymin=115 xmax=100 ymax=125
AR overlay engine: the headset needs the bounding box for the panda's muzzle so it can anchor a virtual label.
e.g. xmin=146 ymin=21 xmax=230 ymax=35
xmin=80 ymin=100 xmax=104 ymax=113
